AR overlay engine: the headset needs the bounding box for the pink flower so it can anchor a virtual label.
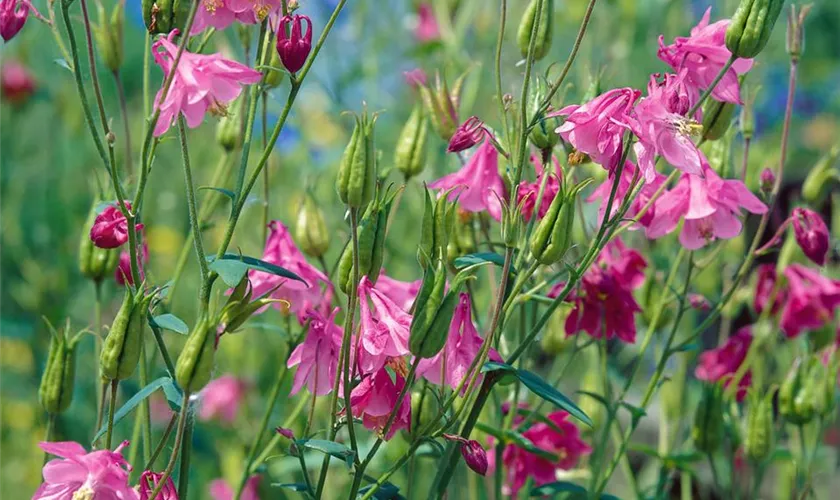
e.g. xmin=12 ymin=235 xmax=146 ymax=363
xmin=417 ymin=293 xmax=500 ymax=392
xmin=497 ymin=411 xmax=591 ymax=496
xmin=554 ymin=88 xmax=640 ymax=172
xmin=375 ymin=273 xmax=422 ymax=312
xmin=276 ymin=14 xmax=312 ymax=73
xmin=780 ymin=264 xmax=840 ymax=338
xmin=250 ymin=221 xmax=333 ymax=324
xmin=115 ymin=239 xmax=150 ymax=287
xmin=152 ymin=30 xmax=261 ymax=137
xmin=34 ymin=441 xmax=136 ymax=500
xmin=448 ymin=116 xmax=488 ymax=153
xmin=587 ymin=161 xmax=667 ymax=228
xmin=347 ymin=367 xmax=411 ymax=440
xmin=197 ymin=375 xmax=247 ymax=424
xmin=562 ymin=239 xmax=647 ymax=343
xmin=517 ymin=153 xmax=561 ymax=221
xmin=138 ymin=470 xmax=177 ymax=500
xmin=1 ymin=59 xmax=34 ymax=105
xmin=209 ymin=475 xmax=260 ymax=500
xmin=403 ymin=69 xmax=427 ymax=88
xmin=632 ymin=72 xmax=705 ymax=180
xmin=1 ymin=0 xmax=40 ymax=41
xmin=754 ymin=264 xmax=785 ymax=315
xmin=287 ymin=308 xmax=343 ymax=396
xmin=443 ymin=434 xmax=488 ymax=476
xmin=90 ymin=203 xmax=140 ymax=249
xmin=696 ymin=326 xmax=753 ymax=401
xmin=428 ymin=139 xmax=506 ymax=221
xmin=657 ymin=7 xmax=753 ymax=104
xmin=191 ymin=0 xmax=281 ymax=34
xmin=414 ymin=3 xmax=439 ymax=42
xmin=646 ymin=164 xmax=767 ymax=249
xmin=791 ymin=208 xmax=830 ymax=266
xmin=357 ymin=276 xmax=412 ymax=375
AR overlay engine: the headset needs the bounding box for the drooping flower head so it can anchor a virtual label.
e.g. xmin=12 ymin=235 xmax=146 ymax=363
xmin=34 ymin=441 xmax=136 ymax=500
xmin=448 ymin=116 xmax=489 ymax=153
xmin=428 ymin=139 xmax=507 ymax=221
xmin=657 ymin=7 xmax=753 ymax=104
xmin=780 ymin=264 xmax=840 ymax=338
xmin=139 ymin=470 xmax=178 ymax=500
xmin=375 ymin=272 xmax=422 ymax=312
xmin=646 ymin=163 xmax=767 ymax=249
xmin=197 ymin=375 xmax=247 ymax=424
xmin=791 ymin=208 xmax=830 ymax=266
xmin=417 ymin=293 xmax=500 ymax=392
xmin=152 ymin=30 xmax=262 ymax=137
xmin=517 ymin=153 xmax=561 ymax=221
xmin=276 ymin=14 xmax=313 ymax=73
xmin=287 ymin=307 xmax=343 ymax=396
xmin=1 ymin=0 xmax=41 ymax=42
xmin=90 ymin=203 xmax=142 ymax=249
xmin=554 ymin=87 xmax=641 ymax=172
xmin=587 ymin=160 xmax=667 ymax=228
xmin=250 ymin=221 xmax=333 ymax=324
xmin=209 ymin=475 xmax=261 ymax=500
xmin=347 ymin=366 xmax=411 ymax=440
xmin=695 ymin=326 xmax=753 ymax=401
xmin=357 ymin=276 xmax=412 ymax=375
xmin=443 ymin=434 xmax=489 ymax=476
xmin=1 ymin=59 xmax=35 ymax=104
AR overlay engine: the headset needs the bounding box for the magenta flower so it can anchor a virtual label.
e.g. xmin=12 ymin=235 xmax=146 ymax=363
xmin=428 ymin=139 xmax=506 ymax=221
xmin=414 ymin=3 xmax=439 ymax=42
xmin=1 ymin=59 xmax=35 ymax=105
xmin=562 ymin=239 xmax=647 ymax=343
xmin=587 ymin=160 xmax=667 ymax=228
xmin=191 ymin=0 xmax=281 ymax=34
xmin=34 ymin=441 xmax=136 ymax=500
xmin=780 ymin=264 xmax=840 ymax=338
xmin=632 ymin=72 xmax=705 ymax=180
xmin=443 ymin=434 xmax=489 ymax=476
xmin=403 ymin=68 xmax=427 ymax=88
xmin=209 ymin=475 xmax=260 ymax=500
xmin=197 ymin=375 xmax=247 ymax=424
xmin=139 ymin=470 xmax=177 ymax=500
xmin=417 ymin=293 xmax=500 ymax=393
xmin=517 ymin=153 xmax=561 ymax=221
xmin=90 ymin=203 xmax=140 ymax=249
xmin=250 ymin=221 xmax=333 ymax=324
xmin=347 ymin=367 xmax=411 ymax=440
xmin=152 ymin=30 xmax=261 ymax=137
xmin=497 ymin=411 xmax=592 ymax=496
xmin=554 ymin=87 xmax=640 ymax=172
xmin=791 ymin=208 xmax=830 ymax=266
xmin=695 ymin=326 xmax=753 ymax=401
xmin=115 ymin=239 xmax=149 ymax=287
xmin=1 ymin=0 xmax=40 ymax=41
xmin=448 ymin=116 xmax=488 ymax=153
xmin=357 ymin=276 xmax=412 ymax=375
xmin=646 ymin=164 xmax=767 ymax=249
xmin=287 ymin=308 xmax=343 ymax=396
xmin=375 ymin=272 xmax=422 ymax=312
xmin=657 ymin=7 xmax=753 ymax=104
xmin=753 ymin=264 xmax=785 ymax=315
xmin=276 ymin=14 xmax=312 ymax=73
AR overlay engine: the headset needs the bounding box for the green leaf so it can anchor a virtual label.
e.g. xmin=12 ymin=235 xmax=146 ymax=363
xmin=161 ymin=378 xmax=183 ymax=412
xmin=272 ymin=483 xmax=310 ymax=492
xmin=150 ymin=314 xmax=189 ymax=335
xmin=512 ymin=407 xmax=565 ymax=434
xmin=209 ymin=259 xmax=249 ymax=287
xmin=198 ymin=186 xmax=236 ymax=200
xmin=517 ymin=369 xmax=592 ymax=427
xmin=210 ymin=254 xmax=306 ymax=288
xmin=91 ymin=377 xmax=171 ymax=445
xmin=54 ymin=58 xmax=73 ymax=72
xmin=481 ymin=361 xmax=515 ymax=374
xmin=530 ymin=481 xmax=588 ymax=497
xmin=297 ymin=439 xmax=356 ymax=468
xmin=454 ymin=252 xmax=516 ymax=274
xmin=577 ymin=390 xmax=610 ymax=410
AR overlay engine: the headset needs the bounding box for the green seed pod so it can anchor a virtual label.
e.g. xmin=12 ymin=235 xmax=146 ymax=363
xmin=779 ymin=358 xmax=817 ymax=425
xmin=706 ymin=127 xmax=734 ymax=176
xmin=264 ymin=50 xmax=285 ymax=89
xmin=142 ymin=0 xmax=190 ymax=34
xmin=418 ymin=188 xmax=456 ymax=267
xmin=802 ymin=145 xmax=840 ymax=205
xmin=744 ymin=390 xmax=775 ymax=463
xmin=79 ymin=202 xmax=120 ymax=282
xmin=411 ymin=391 xmax=440 ymax=438
xmin=418 ymin=72 xmax=467 ymax=141
xmin=540 ymin=307 xmax=572 ymax=355
xmin=725 ymin=0 xmax=785 ymax=59
xmin=529 ymin=79 xmax=561 ymax=152
xmin=394 ymin=103 xmax=429 ymax=180
xmin=692 ymin=383 xmax=725 ymax=453
xmin=338 ymin=193 xmax=392 ymax=293
xmin=517 ymin=0 xmax=554 ymax=60
xmin=100 ymin=291 xmax=152 ymax=381
xmin=409 ymin=261 xmax=448 ymax=358
xmin=530 ymin=181 xmax=586 ymax=265
xmin=416 ymin=290 xmax=459 ymax=358
xmin=295 ymin=193 xmax=330 ymax=258
xmin=175 ymin=316 xmax=216 ymax=393
xmin=93 ymin=2 xmax=124 ymax=73
xmin=336 ymin=111 xmax=377 ymax=209
xmin=39 ymin=324 xmax=80 ymax=414
xmin=216 ymin=108 xmax=242 ymax=152
xmin=702 ymin=98 xmax=737 ymax=142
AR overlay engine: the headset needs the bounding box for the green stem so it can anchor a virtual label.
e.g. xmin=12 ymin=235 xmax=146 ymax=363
xmin=93 ymin=281 xmax=104 ymax=424
xmin=177 ymin=413 xmax=195 ymax=498
xmin=144 ymin=413 xmax=178 ymax=471
xmin=43 ymin=414 xmax=56 ymax=465
xmin=146 ymin=392 xmax=190 ymax=500
xmin=177 ymin=116 xmax=210 ymax=283
xmin=105 ymin=379 xmax=118 ymax=449
xmin=113 ymin=71 xmax=133 ymax=178
xmin=138 ymin=338 xmax=152 ymax=465
xmin=249 ymin=394 xmax=310 ymax=472
xmin=687 ymin=55 xmax=737 ymax=117
xmin=493 ymin=0 xmax=508 ymax=136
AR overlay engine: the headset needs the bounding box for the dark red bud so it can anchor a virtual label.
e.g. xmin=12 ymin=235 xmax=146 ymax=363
xmin=276 ymin=15 xmax=312 ymax=74
xmin=447 ymin=116 xmax=485 ymax=153
xmin=791 ymin=207 xmax=829 ymax=266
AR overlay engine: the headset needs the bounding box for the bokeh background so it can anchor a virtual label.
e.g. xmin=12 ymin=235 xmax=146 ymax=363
xmin=1 ymin=0 xmax=839 ymax=497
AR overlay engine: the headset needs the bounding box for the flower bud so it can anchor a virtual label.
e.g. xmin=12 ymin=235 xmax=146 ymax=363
xmin=276 ymin=15 xmax=312 ymax=74
xmin=336 ymin=110 xmax=377 ymax=209
xmin=802 ymin=146 xmax=840 ymax=205
xmin=100 ymin=290 xmax=153 ymax=381
xmin=447 ymin=116 xmax=486 ymax=153
xmin=725 ymin=0 xmax=785 ymax=59
xmin=759 ymin=167 xmax=775 ymax=195
xmin=744 ymin=390 xmax=774 ymax=463
xmin=419 ymin=71 xmax=466 ymax=141
xmin=791 ymin=207 xmax=829 ymax=266
xmin=443 ymin=434 xmax=489 ymax=476
xmin=90 ymin=202 xmax=142 ymax=249
xmin=786 ymin=4 xmax=812 ymax=62
xmin=394 ymin=103 xmax=429 ymax=180
xmin=530 ymin=181 xmax=587 ymax=265
xmin=39 ymin=322 xmax=81 ymax=415
xmin=79 ymin=201 xmax=121 ymax=282
xmin=175 ymin=315 xmax=217 ymax=393
xmin=409 ymin=260 xmax=451 ymax=358
xmin=418 ymin=188 xmax=456 ymax=267
xmin=702 ymin=98 xmax=737 ymax=142
xmin=93 ymin=1 xmax=124 ymax=73
xmin=142 ymin=0 xmax=191 ymax=35
xmin=692 ymin=383 xmax=725 ymax=453
xmin=517 ymin=0 xmax=554 ymax=60
xmin=337 ymin=190 xmax=395 ymax=293
xmin=216 ymin=108 xmax=242 ymax=151
xmin=293 ymin=194 xmax=330 ymax=258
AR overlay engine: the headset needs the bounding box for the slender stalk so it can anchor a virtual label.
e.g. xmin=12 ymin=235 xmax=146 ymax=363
xmin=177 ymin=414 xmax=195 ymax=498
xmin=113 ymin=71 xmax=133 ymax=177
xmin=177 ymin=116 xmax=210 ymax=282
xmin=47 ymin=2 xmax=73 ymax=67
xmin=138 ymin=339 xmax=152 ymax=464
xmin=43 ymin=414 xmax=56 ymax=465
xmin=105 ymin=379 xmax=118 ymax=449
xmin=708 ymin=453 xmax=722 ymax=493
xmin=249 ymin=394 xmax=310 ymax=472
xmin=93 ymin=281 xmax=104 ymax=426
xmin=94 ymin=380 xmax=108 ymax=444
xmin=144 ymin=413 xmax=178 ymax=471
xmin=261 ymin=91 xmax=271 ymax=243
xmin=687 ymin=55 xmax=736 ymax=117
xmin=298 ymin=448 xmax=316 ymax=498
xmin=146 ymin=393 xmax=190 ymax=500
xmin=78 ymin=0 xmax=113 ymax=142
xmin=740 ymin=137 xmax=751 ymax=181
xmin=493 ymin=0 xmax=508 ymax=135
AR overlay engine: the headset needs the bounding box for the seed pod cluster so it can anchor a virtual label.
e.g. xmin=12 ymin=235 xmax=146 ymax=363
xmin=337 ymin=190 xmax=396 ymax=293
xmin=336 ymin=110 xmax=378 ymax=209
xmin=39 ymin=324 xmax=81 ymax=415
xmin=517 ymin=0 xmax=554 ymax=60
xmin=141 ymin=0 xmax=191 ymax=35
xmin=419 ymin=72 xmax=467 ymax=141
xmin=295 ymin=193 xmax=330 ymax=258
xmin=79 ymin=202 xmax=120 ymax=282
xmin=725 ymin=0 xmax=784 ymax=59
xmin=692 ymin=383 xmax=725 ymax=453
xmin=418 ymin=188 xmax=457 ymax=267
xmin=530 ymin=180 xmax=587 ymax=265
xmin=702 ymin=98 xmax=737 ymax=142
xmin=93 ymin=2 xmax=124 ymax=73
xmin=100 ymin=290 xmax=154 ymax=381
xmin=394 ymin=103 xmax=429 ymax=180
xmin=175 ymin=315 xmax=217 ymax=393
xmin=408 ymin=260 xmax=453 ymax=358
xmin=744 ymin=390 xmax=775 ymax=463
xmin=778 ymin=357 xmax=833 ymax=425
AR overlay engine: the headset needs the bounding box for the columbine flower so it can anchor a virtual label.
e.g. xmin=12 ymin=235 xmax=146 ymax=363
xmin=152 ymin=30 xmax=261 ymax=137
xmin=414 ymin=2 xmax=439 ymax=42
xmin=90 ymin=203 xmax=141 ymax=249
xmin=428 ymin=139 xmax=507 ymax=221
xmin=34 ymin=441 xmax=135 ymax=500
xmin=192 ymin=0 xmax=281 ymax=34
xmin=753 ymin=264 xmax=785 ymax=315
xmin=417 ymin=293 xmax=500 ymax=392
xmin=376 ymin=272 xmax=422 ymax=312
xmin=287 ymin=308 xmax=343 ymax=396
xmin=250 ymin=221 xmax=333 ymax=324
xmin=139 ymin=470 xmax=178 ymax=500
xmin=448 ymin=116 xmax=488 ymax=153
xmin=357 ymin=276 xmax=412 ymax=375
xmin=517 ymin=153 xmax=561 ymax=221
xmin=657 ymin=7 xmax=753 ymax=104
xmin=276 ymin=14 xmax=312 ymax=73
xmin=587 ymin=161 xmax=667 ymax=228
xmin=695 ymin=326 xmax=753 ymax=401
xmin=497 ymin=411 xmax=592 ymax=496
xmin=197 ymin=375 xmax=247 ymax=424
xmin=632 ymin=72 xmax=705 ymax=180
xmin=562 ymin=239 xmax=647 ymax=344
xmin=780 ymin=264 xmax=840 ymax=338
xmin=209 ymin=475 xmax=261 ymax=500
xmin=1 ymin=0 xmax=41 ymax=41
xmin=1 ymin=59 xmax=34 ymax=104
xmin=553 ymin=87 xmax=641 ymax=172
xmin=646 ymin=163 xmax=767 ymax=250
xmin=347 ymin=367 xmax=411 ymax=440
xmin=791 ymin=208 xmax=830 ymax=266
xmin=115 ymin=238 xmax=149 ymax=287
xmin=443 ymin=434 xmax=489 ymax=476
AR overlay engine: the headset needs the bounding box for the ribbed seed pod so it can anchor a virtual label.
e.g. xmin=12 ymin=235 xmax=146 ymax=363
xmin=175 ymin=316 xmax=216 ymax=393
xmin=517 ymin=0 xmax=554 ymax=60
xmin=692 ymin=383 xmax=725 ymax=453
xmin=394 ymin=103 xmax=429 ymax=180
xmin=336 ymin=111 xmax=377 ymax=209
xmin=725 ymin=0 xmax=785 ymax=59
xmin=39 ymin=325 xmax=80 ymax=414
xmin=142 ymin=0 xmax=190 ymax=35
xmin=100 ymin=291 xmax=153 ymax=381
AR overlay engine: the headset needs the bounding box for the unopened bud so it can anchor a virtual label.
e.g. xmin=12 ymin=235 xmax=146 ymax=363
xmin=759 ymin=168 xmax=775 ymax=194
xmin=802 ymin=145 xmax=840 ymax=205
xmin=295 ymin=193 xmax=330 ymax=258
xmin=517 ymin=0 xmax=554 ymax=60
xmin=443 ymin=434 xmax=489 ymax=476
xmin=276 ymin=15 xmax=312 ymax=74
xmin=394 ymin=103 xmax=429 ymax=179
xmin=791 ymin=207 xmax=829 ymax=266
xmin=39 ymin=322 xmax=81 ymax=414
xmin=175 ymin=315 xmax=217 ymax=393
xmin=725 ymin=0 xmax=785 ymax=59
xmin=336 ymin=109 xmax=377 ymax=209
xmin=447 ymin=116 xmax=485 ymax=153
xmin=739 ymin=85 xmax=758 ymax=140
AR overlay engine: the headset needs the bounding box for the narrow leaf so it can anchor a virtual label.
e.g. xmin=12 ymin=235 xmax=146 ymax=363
xmin=91 ymin=377 xmax=171 ymax=444
xmin=150 ymin=314 xmax=189 ymax=335
xmin=517 ymin=369 xmax=593 ymax=427
xmin=198 ymin=186 xmax=236 ymax=200
xmin=530 ymin=481 xmax=588 ymax=497
xmin=216 ymin=254 xmax=306 ymax=284
xmin=297 ymin=439 xmax=356 ymax=468
xmin=454 ymin=252 xmax=516 ymax=274
xmin=272 ymin=483 xmax=310 ymax=492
